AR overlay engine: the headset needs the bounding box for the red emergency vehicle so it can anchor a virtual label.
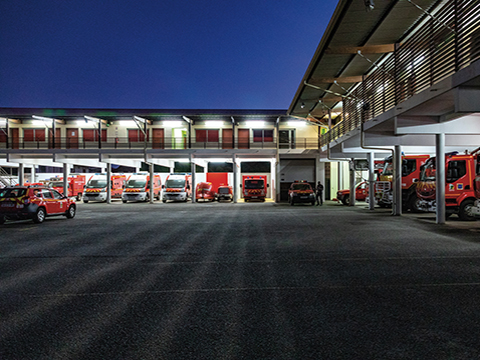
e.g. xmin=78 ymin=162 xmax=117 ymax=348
xmin=412 ymin=150 xmax=478 ymax=220
xmin=288 ymin=180 xmax=315 ymax=205
xmin=162 ymin=173 xmax=192 ymax=203
xmin=336 ymin=181 xmax=369 ymax=205
xmin=122 ymin=173 xmax=161 ymax=203
xmin=48 ymin=175 xmax=86 ymax=200
xmin=195 ymin=182 xmax=216 ymax=202
xmin=216 ymin=184 xmax=233 ymax=201
xmin=83 ymin=174 xmax=127 ymax=203
xmin=375 ymin=154 xmax=429 ymax=209
xmin=0 ymin=186 xmax=76 ymax=224
xmin=242 ymin=175 xmax=268 ymax=202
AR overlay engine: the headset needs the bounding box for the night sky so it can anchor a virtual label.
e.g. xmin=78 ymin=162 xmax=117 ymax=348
xmin=0 ymin=0 xmax=337 ymax=110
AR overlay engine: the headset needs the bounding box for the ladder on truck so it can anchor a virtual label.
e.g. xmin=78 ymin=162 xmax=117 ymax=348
xmin=0 ymin=166 xmax=15 ymax=188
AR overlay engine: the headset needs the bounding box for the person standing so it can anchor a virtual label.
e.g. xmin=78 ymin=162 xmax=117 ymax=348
xmin=315 ymin=181 xmax=324 ymax=206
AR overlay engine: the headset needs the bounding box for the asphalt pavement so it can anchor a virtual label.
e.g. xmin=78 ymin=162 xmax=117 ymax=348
xmin=1 ymin=200 xmax=480 ymax=359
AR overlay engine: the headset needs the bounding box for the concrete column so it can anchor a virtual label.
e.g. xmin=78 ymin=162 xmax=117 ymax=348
xmin=233 ymin=154 xmax=238 ymax=203
xmin=63 ymin=164 xmax=68 ymax=197
xmin=191 ymin=155 xmax=196 ymax=203
xmin=316 ymin=157 xmax=325 ymax=202
xmin=106 ymin=164 xmax=111 ymax=204
xmin=349 ymin=159 xmax=356 ymax=206
xmin=368 ymin=152 xmax=375 ymax=210
xmin=275 ymin=157 xmax=281 ymax=202
xmin=393 ymin=145 xmax=402 ymax=215
xmin=18 ymin=164 xmax=24 ymax=185
xmin=31 ymin=165 xmax=37 ymax=184
xmin=149 ymin=163 xmax=154 ymax=204
xmin=338 ymin=162 xmax=343 ymax=191
xmin=436 ymin=133 xmax=446 ymax=224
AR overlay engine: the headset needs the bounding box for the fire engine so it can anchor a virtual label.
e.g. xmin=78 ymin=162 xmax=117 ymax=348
xmin=122 ymin=173 xmax=162 ymax=203
xmin=195 ymin=182 xmax=216 ymax=202
xmin=375 ymin=154 xmax=429 ymax=209
xmin=48 ymin=175 xmax=86 ymax=200
xmin=82 ymin=174 xmax=127 ymax=203
xmin=412 ymin=149 xmax=479 ymax=220
xmin=472 ymin=151 xmax=480 ymax=217
xmin=162 ymin=173 xmax=192 ymax=203
xmin=241 ymin=175 xmax=268 ymax=202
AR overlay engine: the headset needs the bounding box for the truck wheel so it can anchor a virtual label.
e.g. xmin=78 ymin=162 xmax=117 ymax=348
xmin=458 ymin=199 xmax=475 ymax=221
xmin=0 ymin=215 xmax=5 ymax=225
xmin=342 ymin=195 xmax=350 ymax=206
xmin=408 ymin=196 xmax=422 ymax=213
xmin=33 ymin=207 xmax=46 ymax=224
xmin=83 ymin=199 xmax=89 ymax=204
xmin=162 ymin=200 xmax=167 ymax=203
xmin=122 ymin=200 xmax=127 ymax=203
xmin=66 ymin=205 xmax=76 ymax=219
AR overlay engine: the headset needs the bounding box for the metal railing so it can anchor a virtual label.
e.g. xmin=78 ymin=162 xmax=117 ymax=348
xmin=321 ymin=0 xmax=480 ymax=147
xmin=0 ymin=137 xmax=322 ymax=151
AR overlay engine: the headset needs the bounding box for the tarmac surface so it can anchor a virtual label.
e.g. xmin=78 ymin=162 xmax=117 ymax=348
xmin=2 ymin=200 xmax=480 ymax=359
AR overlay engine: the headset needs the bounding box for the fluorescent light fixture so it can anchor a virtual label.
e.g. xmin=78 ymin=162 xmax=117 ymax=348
xmin=84 ymin=115 xmax=101 ymax=123
xmin=205 ymin=121 xmax=224 ymax=127
xmin=246 ymin=121 xmax=265 ymax=128
xmin=176 ymin=159 xmax=191 ymax=163
xmin=31 ymin=120 xmax=47 ymax=126
xmin=182 ymin=116 xmax=192 ymax=124
xmin=32 ymin=115 xmax=54 ymax=122
xmin=287 ymin=120 xmax=306 ymax=127
xmin=120 ymin=121 xmax=137 ymax=127
xmin=164 ymin=121 xmax=184 ymax=127
xmin=0 ymin=118 xmax=7 ymax=126
xmin=134 ymin=116 xmax=147 ymax=123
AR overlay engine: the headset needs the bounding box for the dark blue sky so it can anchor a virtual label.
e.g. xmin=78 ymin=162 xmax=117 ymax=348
xmin=0 ymin=0 xmax=336 ymax=110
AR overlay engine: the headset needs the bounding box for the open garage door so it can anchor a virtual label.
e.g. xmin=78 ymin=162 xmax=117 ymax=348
xmin=279 ymin=159 xmax=315 ymax=201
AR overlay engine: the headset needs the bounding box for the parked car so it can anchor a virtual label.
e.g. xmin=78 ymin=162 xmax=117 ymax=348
xmin=336 ymin=181 xmax=369 ymax=205
xmin=216 ymin=184 xmax=233 ymax=201
xmin=0 ymin=186 xmax=76 ymax=224
xmin=288 ymin=180 xmax=315 ymax=205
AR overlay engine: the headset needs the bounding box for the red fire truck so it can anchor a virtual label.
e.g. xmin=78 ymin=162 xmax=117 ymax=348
xmin=241 ymin=175 xmax=268 ymax=202
xmin=412 ymin=150 xmax=479 ymax=220
xmin=195 ymin=182 xmax=216 ymax=202
xmin=48 ymin=175 xmax=86 ymax=200
xmin=375 ymin=154 xmax=429 ymax=209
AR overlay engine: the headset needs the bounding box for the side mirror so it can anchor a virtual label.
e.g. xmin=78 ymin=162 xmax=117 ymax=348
xmin=239 ymin=184 xmax=242 ymax=188
xmin=267 ymin=184 xmax=270 ymax=188
xmin=162 ymin=184 xmax=165 ymax=189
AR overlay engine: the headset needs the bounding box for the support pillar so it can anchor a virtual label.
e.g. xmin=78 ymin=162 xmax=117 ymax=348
xmin=233 ymin=154 xmax=238 ymax=203
xmin=436 ymin=133 xmax=446 ymax=224
xmin=31 ymin=165 xmax=37 ymax=184
xmin=106 ymin=163 xmax=111 ymax=204
xmin=18 ymin=164 xmax=24 ymax=186
xmin=338 ymin=162 xmax=343 ymax=191
xmin=63 ymin=164 xmax=68 ymax=197
xmin=393 ymin=145 xmax=402 ymax=215
xmin=191 ymin=155 xmax=196 ymax=203
xmin=349 ymin=158 xmax=356 ymax=206
xmin=368 ymin=152 xmax=375 ymax=210
xmin=149 ymin=163 xmax=154 ymax=204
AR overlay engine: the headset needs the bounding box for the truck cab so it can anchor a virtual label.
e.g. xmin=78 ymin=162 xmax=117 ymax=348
xmin=414 ymin=151 xmax=477 ymax=220
xmin=83 ymin=174 xmax=127 ymax=203
xmin=242 ymin=176 xmax=268 ymax=202
xmin=122 ymin=173 xmax=161 ymax=203
xmin=162 ymin=173 xmax=191 ymax=203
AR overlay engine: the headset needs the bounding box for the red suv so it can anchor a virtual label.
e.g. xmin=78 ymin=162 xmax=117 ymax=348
xmin=0 ymin=186 xmax=76 ymax=224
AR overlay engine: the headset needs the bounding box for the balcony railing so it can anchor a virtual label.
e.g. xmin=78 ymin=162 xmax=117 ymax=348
xmin=0 ymin=137 xmax=322 ymax=151
xmin=321 ymin=0 xmax=480 ymax=147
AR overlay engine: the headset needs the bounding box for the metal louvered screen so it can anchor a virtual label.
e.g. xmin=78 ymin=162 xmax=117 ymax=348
xmin=321 ymin=0 xmax=480 ymax=147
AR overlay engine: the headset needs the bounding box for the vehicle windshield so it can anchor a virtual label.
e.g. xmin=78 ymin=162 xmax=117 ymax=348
xmin=126 ymin=179 xmax=146 ymax=188
xmin=245 ymin=180 xmax=264 ymax=189
xmin=218 ymin=187 xmax=230 ymax=194
xmin=49 ymin=181 xmax=64 ymax=188
xmin=0 ymin=188 xmax=27 ymax=198
xmin=420 ymin=159 xmax=436 ymax=181
xmin=86 ymin=179 xmax=107 ymax=188
xmin=292 ymin=183 xmax=311 ymax=191
xmin=165 ymin=179 xmax=185 ymax=188
xmin=382 ymin=159 xmax=416 ymax=177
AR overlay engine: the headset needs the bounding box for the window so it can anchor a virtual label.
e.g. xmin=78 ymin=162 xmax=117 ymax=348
xmin=24 ymin=129 xmax=45 ymax=141
xmin=446 ymin=160 xmax=467 ymax=183
xmin=279 ymin=129 xmax=295 ymax=149
xmin=253 ymin=129 xmax=273 ymax=142
xmin=0 ymin=128 xmax=7 ymax=143
xmin=402 ymin=159 xmax=417 ymax=177
xmin=41 ymin=189 xmax=53 ymax=199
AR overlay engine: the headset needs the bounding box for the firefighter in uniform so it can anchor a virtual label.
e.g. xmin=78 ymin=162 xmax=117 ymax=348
xmin=315 ymin=181 xmax=324 ymax=206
